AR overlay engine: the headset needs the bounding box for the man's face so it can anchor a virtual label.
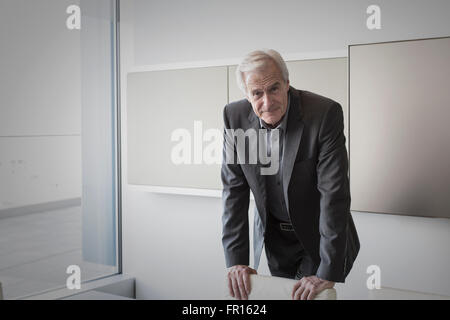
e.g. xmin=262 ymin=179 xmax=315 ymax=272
xmin=244 ymin=61 xmax=290 ymax=126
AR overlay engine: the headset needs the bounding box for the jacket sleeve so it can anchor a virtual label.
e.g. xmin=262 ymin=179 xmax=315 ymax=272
xmin=315 ymin=102 xmax=351 ymax=282
xmin=221 ymin=105 xmax=251 ymax=267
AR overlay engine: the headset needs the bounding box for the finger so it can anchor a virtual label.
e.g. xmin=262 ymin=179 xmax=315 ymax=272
xmin=307 ymin=289 xmax=317 ymax=300
xmin=292 ymin=281 xmax=302 ymax=299
xmin=294 ymin=285 xmax=305 ymax=300
xmin=231 ymin=277 xmax=241 ymax=300
xmin=243 ymin=272 xmax=252 ymax=296
xmin=236 ymin=273 xmax=248 ymax=300
xmin=301 ymin=287 xmax=311 ymax=300
xmin=227 ymin=274 xmax=234 ymax=297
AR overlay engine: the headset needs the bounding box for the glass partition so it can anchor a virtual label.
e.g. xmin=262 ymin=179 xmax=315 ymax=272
xmin=0 ymin=0 xmax=120 ymax=299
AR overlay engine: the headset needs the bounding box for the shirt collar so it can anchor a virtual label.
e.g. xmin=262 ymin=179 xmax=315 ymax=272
xmin=259 ymin=94 xmax=290 ymax=131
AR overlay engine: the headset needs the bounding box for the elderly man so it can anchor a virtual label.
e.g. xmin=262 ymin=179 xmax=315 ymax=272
xmin=221 ymin=49 xmax=360 ymax=300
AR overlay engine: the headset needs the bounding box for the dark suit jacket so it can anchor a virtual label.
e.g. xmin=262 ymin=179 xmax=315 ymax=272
xmin=221 ymin=86 xmax=360 ymax=282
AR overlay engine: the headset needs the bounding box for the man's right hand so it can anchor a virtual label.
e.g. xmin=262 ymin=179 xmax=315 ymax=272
xmin=227 ymin=265 xmax=257 ymax=300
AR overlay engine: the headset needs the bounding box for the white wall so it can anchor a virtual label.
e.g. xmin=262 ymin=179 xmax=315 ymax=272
xmin=120 ymin=0 xmax=450 ymax=299
xmin=132 ymin=0 xmax=450 ymax=66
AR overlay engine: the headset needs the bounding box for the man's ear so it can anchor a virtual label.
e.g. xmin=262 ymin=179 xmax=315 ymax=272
xmin=286 ymin=80 xmax=290 ymax=91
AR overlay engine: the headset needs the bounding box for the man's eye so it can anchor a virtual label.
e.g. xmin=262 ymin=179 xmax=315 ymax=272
xmin=254 ymin=92 xmax=262 ymax=97
xmin=271 ymin=87 xmax=279 ymax=92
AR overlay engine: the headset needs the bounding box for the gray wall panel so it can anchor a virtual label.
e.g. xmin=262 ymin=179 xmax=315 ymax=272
xmin=349 ymin=37 xmax=450 ymax=218
xmin=127 ymin=67 xmax=227 ymax=189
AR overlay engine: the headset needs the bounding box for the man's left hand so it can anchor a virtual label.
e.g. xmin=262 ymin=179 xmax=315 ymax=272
xmin=291 ymin=275 xmax=335 ymax=300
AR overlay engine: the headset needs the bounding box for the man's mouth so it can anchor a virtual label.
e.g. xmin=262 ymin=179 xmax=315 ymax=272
xmin=263 ymin=107 xmax=280 ymax=114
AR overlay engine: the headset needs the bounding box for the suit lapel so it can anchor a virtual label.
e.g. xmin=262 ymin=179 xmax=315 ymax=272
xmin=247 ymin=108 xmax=267 ymax=205
xmin=282 ymin=88 xmax=304 ymax=213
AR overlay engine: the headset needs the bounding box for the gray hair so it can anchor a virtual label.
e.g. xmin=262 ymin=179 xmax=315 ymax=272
xmin=235 ymin=49 xmax=289 ymax=94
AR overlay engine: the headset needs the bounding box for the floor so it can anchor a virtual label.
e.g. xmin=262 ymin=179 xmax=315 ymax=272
xmin=0 ymin=206 xmax=117 ymax=299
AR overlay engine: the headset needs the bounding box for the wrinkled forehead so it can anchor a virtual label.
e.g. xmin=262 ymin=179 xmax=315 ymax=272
xmin=244 ymin=65 xmax=285 ymax=90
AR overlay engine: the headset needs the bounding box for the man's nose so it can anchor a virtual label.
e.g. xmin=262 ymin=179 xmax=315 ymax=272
xmin=262 ymin=93 xmax=272 ymax=108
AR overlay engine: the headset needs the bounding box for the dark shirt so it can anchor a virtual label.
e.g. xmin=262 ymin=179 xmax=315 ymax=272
xmin=259 ymin=96 xmax=291 ymax=223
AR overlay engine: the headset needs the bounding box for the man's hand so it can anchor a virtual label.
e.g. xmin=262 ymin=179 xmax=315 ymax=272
xmin=227 ymin=265 xmax=257 ymax=300
xmin=291 ymin=275 xmax=335 ymax=300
